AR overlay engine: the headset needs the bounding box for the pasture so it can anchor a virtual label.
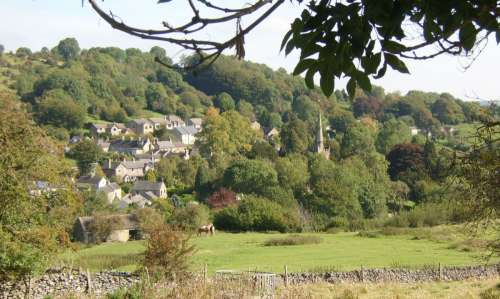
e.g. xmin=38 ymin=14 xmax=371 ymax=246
xmin=59 ymin=230 xmax=497 ymax=274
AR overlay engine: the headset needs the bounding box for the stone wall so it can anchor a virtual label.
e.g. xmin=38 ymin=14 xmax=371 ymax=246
xmin=0 ymin=269 xmax=140 ymax=299
xmin=0 ymin=264 xmax=498 ymax=299
xmin=281 ymin=264 xmax=499 ymax=285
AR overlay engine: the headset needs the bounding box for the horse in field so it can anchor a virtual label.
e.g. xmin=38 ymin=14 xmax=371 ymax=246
xmin=198 ymin=223 xmax=215 ymax=236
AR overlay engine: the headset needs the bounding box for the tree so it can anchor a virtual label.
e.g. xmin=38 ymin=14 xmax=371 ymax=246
xmin=352 ymin=96 xmax=383 ymax=118
xmin=15 ymin=47 xmax=32 ymax=58
xmin=142 ymin=224 xmax=195 ymax=280
xmin=376 ymin=119 xmax=412 ymax=154
xmin=207 ymin=188 xmax=237 ymax=209
xmin=340 ymin=124 xmax=375 ymax=158
xmin=0 ymin=44 xmax=4 ymax=55
xmin=68 ymin=140 xmax=103 ymax=176
xmin=386 ymin=143 xmax=426 ymax=183
xmin=88 ymin=0 xmax=500 ymax=97
xmin=222 ymin=159 xmax=278 ymax=195
xmin=37 ymin=90 xmax=86 ymax=130
xmin=431 ymin=96 xmax=465 ymax=124
xmin=275 ymin=155 xmax=309 ymax=193
xmin=280 ymin=116 xmax=311 ymax=154
xmin=194 ymin=164 xmax=211 ymax=198
xmin=214 ymin=92 xmax=235 ymax=112
xmin=56 ymin=38 xmax=80 ymax=61
xmin=0 ymin=91 xmax=79 ymax=282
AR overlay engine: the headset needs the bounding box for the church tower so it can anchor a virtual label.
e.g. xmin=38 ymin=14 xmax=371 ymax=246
xmin=316 ymin=111 xmax=330 ymax=159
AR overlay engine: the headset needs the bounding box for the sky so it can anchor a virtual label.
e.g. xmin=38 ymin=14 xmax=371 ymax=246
xmin=1 ymin=0 xmax=499 ymax=101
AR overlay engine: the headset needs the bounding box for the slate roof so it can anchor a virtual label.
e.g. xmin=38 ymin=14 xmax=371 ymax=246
xmin=98 ymin=182 xmax=121 ymax=193
xmin=76 ymin=214 xmax=140 ymax=232
xmin=109 ymin=139 xmax=149 ymax=150
xmin=77 ymin=176 xmax=106 ymax=185
xmin=174 ymin=125 xmax=198 ymax=136
xmin=130 ymin=119 xmax=153 ymax=125
xmin=189 ymin=118 xmax=203 ymax=126
xmin=132 ymin=181 xmax=165 ymax=192
xmin=119 ymin=194 xmax=152 ymax=209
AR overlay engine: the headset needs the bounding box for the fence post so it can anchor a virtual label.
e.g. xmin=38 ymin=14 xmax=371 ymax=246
xmin=360 ymin=265 xmax=364 ymax=283
xmin=204 ymin=264 xmax=208 ymax=284
xmin=284 ymin=265 xmax=289 ymax=287
xmin=438 ymin=263 xmax=443 ymax=281
xmin=86 ymin=269 xmax=92 ymax=294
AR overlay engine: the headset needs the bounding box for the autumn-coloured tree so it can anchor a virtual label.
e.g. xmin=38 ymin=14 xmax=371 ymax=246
xmin=207 ymin=188 xmax=237 ymax=209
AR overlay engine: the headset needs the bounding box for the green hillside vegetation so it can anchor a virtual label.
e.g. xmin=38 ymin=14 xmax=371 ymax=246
xmin=60 ymin=226 xmax=499 ymax=273
xmin=0 ymin=40 xmax=499 ymax=283
xmin=1 ymin=39 xmax=499 ymax=235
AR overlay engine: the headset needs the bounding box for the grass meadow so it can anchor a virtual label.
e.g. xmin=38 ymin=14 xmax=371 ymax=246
xmin=59 ymin=229 xmax=497 ymax=274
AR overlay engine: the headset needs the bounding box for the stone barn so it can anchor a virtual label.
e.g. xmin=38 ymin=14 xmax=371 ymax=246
xmin=73 ymin=214 xmax=141 ymax=244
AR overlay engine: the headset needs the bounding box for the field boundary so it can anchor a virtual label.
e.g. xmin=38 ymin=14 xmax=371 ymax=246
xmin=1 ymin=264 xmax=498 ymax=298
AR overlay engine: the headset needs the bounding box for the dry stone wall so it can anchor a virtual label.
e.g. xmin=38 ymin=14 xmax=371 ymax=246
xmin=0 ymin=264 xmax=498 ymax=298
xmin=0 ymin=269 xmax=140 ymax=299
xmin=281 ymin=264 xmax=499 ymax=285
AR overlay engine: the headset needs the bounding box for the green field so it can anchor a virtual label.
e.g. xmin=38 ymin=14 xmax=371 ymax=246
xmin=60 ymin=231 xmax=496 ymax=274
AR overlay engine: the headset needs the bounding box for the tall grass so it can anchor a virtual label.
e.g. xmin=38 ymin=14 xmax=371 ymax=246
xmin=263 ymin=235 xmax=322 ymax=246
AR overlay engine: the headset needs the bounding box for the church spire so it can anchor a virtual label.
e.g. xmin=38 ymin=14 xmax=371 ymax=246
xmin=316 ymin=110 xmax=330 ymax=159
xmin=316 ymin=110 xmax=324 ymax=154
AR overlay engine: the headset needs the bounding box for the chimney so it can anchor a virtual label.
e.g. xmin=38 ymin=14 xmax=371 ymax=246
xmin=107 ymin=159 xmax=112 ymax=169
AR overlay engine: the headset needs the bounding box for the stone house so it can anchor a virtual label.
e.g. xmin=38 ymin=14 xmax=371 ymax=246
xmin=76 ymin=176 xmax=108 ymax=191
xmin=155 ymin=139 xmax=187 ymax=154
xmin=102 ymin=159 xmax=153 ymax=182
xmin=131 ymin=181 xmax=167 ymax=198
xmin=108 ymin=138 xmax=152 ymax=155
xmin=90 ymin=123 xmax=128 ymax=137
xmin=97 ymin=183 xmax=122 ymax=204
xmin=251 ymin=121 xmax=262 ymax=131
xmin=173 ymin=126 xmax=198 ymax=145
xmin=409 ymin=126 xmax=421 ymax=136
xmin=90 ymin=124 xmax=107 ymax=136
xmin=165 ymin=115 xmax=185 ymax=129
xmin=149 ymin=117 xmax=169 ymax=131
xmin=73 ymin=214 xmax=141 ymax=244
xmin=188 ymin=118 xmax=203 ymax=129
xmin=128 ymin=119 xmax=154 ymax=135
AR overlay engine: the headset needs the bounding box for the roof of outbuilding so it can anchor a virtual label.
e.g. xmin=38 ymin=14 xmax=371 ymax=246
xmin=76 ymin=214 xmax=140 ymax=232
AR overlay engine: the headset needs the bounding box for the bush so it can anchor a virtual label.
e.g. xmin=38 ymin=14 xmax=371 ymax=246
xmin=214 ymin=196 xmax=300 ymax=233
xmin=142 ymin=224 xmax=195 ymax=280
xmin=384 ymin=203 xmax=451 ymax=228
xmin=169 ymin=203 xmax=210 ymax=231
xmin=263 ymin=235 xmax=322 ymax=246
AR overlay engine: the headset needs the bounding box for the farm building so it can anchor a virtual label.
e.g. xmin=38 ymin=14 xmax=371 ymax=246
xmin=73 ymin=214 xmax=141 ymax=244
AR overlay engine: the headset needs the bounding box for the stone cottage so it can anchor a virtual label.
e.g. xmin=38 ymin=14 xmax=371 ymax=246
xmin=73 ymin=214 xmax=141 ymax=244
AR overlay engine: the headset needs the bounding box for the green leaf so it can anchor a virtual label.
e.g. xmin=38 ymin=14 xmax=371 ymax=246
xmin=305 ymin=67 xmax=316 ymax=89
xmin=373 ymin=63 xmax=387 ymax=79
xmin=346 ymin=78 xmax=356 ymax=100
xmin=293 ymin=59 xmax=315 ymax=76
xmin=285 ymin=40 xmax=295 ymax=55
xmin=382 ymin=40 xmax=407 ymax=54
xmin=385 ymin=53 xmax=409 ymax=74
xmin=319 ymin=64 xmax=334 ymax=97
xmin=356 ymin=72 xmax=372 ymax=92
xmin=362 ymin=53 xmax=381 ymax=74
xmin=459 ymin=22 xmax=477 ymax=51
xmin=280 ymin=30 xmax=293 ymax=52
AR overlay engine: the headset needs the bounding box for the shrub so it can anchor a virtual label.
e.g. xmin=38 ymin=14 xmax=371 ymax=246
xmin=142 ymin=224 xmax=195 ymax=280
xmin=214 ymin=196 xmax=300 ymax=232
xmin=169 ymin=203 xmax=210 ymax=231
xmin=87 ymin=214 xmax=124 ymax=244
xmin=263 ymin=235 xmax=322 ymax=246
